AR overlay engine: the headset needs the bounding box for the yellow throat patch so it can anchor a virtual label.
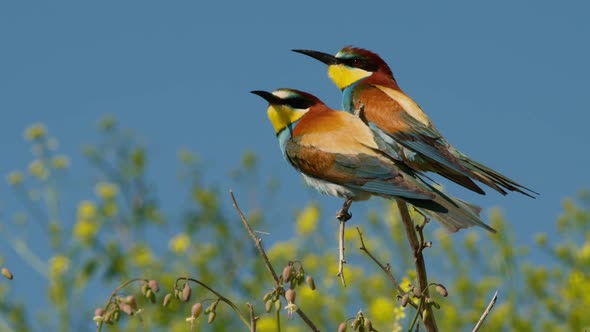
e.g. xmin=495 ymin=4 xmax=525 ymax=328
xmin=267 ymin=105 xmax=307 ymax=134
xmin=327 ymin=64 xmax=372 ymax=90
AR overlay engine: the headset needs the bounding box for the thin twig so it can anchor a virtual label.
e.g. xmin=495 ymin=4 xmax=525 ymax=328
xmin=397 ymin=200 xmax=438 ymax=332
xmin=356 ymin=227 xmax=418 ymax=309
xmin=247 ymin=303 xmax=256 ymax=332
xmin=472 ymin=290 xmax=498 ymax=332
xmin=336 ymin=198 xmax=352 ymax=287
xmin=175 ymin=277 xmax=251 ymax=328
xmin=414 ymin=212 xmax=431 ymax=255
xmin=229 ymin=190 xmax=320 ymax=332
xmin=230 ymin=190 xmax=279 ymax=283
xmin=337 ymin=218 xmax=347 ymax=286
xmin=96 ymin=278 xmax=148 ymax=332
xmin=408 ymin=298 xmax=424 ymax=332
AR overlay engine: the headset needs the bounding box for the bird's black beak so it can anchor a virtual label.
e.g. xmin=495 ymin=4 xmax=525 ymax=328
xmin=250 ymin=90 xmax=284 ymax=105
xmin=292 ymin=49 xmax=340 ymax=65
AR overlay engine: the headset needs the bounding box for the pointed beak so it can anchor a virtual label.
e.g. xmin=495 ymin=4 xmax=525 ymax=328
xmin=292 ymin=49 xmax=339 ymax=65
xmin=250 ymin=90 xmax=284 ymax=105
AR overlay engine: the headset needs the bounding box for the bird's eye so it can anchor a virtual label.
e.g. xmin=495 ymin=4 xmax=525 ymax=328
xmin=351 ymin=59 xmax=362 ymax=66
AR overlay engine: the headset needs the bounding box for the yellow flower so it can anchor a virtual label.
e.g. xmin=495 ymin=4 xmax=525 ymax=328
xmin=464 ymin=232 xmax=478 ymax=252
xmin=51 ymin=155 xmax=70 ymax=169
xmin=95 ymin=182 xmax=119 ymax=200
xmin=343 ymin=227 xmax=357 ymax=242
xmin=577 ymin=239 xmax=590 ymax=261
xmin=368 ymin=296 xmax=395 ymax=325
xmin=298 ymin=284 xmax=318 ymax=303
xmin=268 ymin=241 xmax=298 ymax=263
xmin=28 ymin=160 xmax=48 ymax=180
xmin=6 ymin=171 xmax=24 ymax=185
xmin=132 ymin=245 xmax=153 ymax=267
xmin=296 ymin=203 xmax=320 ymax=235
xmin=392 ymin=303 xmax=406 ymax=320
xmin=400 ymin=276 xmax=413 ymax=292
xmin=534 ymin=233 xmax=547 ymax=246
xmin=255 ymin=316 xmax=277 ymax=331
xmin=169 ymin=233 xmax=190 ymax=254
xmin=77 ymin=201 xmax=97 ymax=219
xmin=103 ymin=201 xmax=118 ymax=217
xmin=73 ymin=219 xmax=98 ymax=245
xmin=177 ymin=148 xmax=197 ymax=164
xmin=24 ymin=123 xmax=47 ymax=141
xmin=301 ymin=253 xmax=320 ymax=271
xmin=49 ymin=255 xmax=70 ymax=278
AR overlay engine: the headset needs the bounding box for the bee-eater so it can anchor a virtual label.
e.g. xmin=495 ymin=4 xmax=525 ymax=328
xmin=293 ymin=47 xmax=537 ymax=198
xmin=251 ymin=88 xmax=495 ymax=233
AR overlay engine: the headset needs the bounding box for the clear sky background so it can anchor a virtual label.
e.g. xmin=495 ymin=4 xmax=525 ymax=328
xmin=1 ymin=0 xmax=589 ymax=328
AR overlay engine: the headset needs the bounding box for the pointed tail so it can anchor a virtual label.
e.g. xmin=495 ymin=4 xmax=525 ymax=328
xmin=408 ymin=188 xmax=496 ymax=233
xmin=454 ymin=150 xmax=539 ymax=198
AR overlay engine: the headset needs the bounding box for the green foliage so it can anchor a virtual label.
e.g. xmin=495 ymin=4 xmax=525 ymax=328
xmin=0 ymin=117 xmax=588 ymax=331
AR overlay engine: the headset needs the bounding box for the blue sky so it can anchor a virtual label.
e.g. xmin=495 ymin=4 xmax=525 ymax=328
xmin=0 ymin=0 xmax=588 ymax=327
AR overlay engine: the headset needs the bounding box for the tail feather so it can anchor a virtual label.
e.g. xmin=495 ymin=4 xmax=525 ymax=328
xmin=450 ymin=148 xmax=539 ymax=198
xmin=425 ymin=160 xmax=486 ymax=195
xmin=410 ymin=192 xmax=496 ymax=233
xmin=462 ymin=157 xmax=538 ymax=198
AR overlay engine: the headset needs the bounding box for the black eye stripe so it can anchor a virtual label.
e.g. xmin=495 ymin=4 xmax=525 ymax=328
xmin=341 ymin=57 xmax=378 ymax=72
xmin=285 ymin=98 xmax=313 ymax=109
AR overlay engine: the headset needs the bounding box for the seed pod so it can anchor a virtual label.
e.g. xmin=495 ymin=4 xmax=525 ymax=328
xmin=364 ymin=319 xmax=373 ymax=330
xmin=141 ymin=282 xmax=149 ymax=295
xmin=431 ymin=300 xmax=440 ymax=309
xmin=306 ymin=276 xmax=316 ymax=290
xmin=182 ymin=283 xmax=192 ymax=302
xmin=174 ymin=288 xmax=181 ymax=300
xmin=281 ymin=263 xmax=293 ymax=283
xmin=120 ymin=303 xmax=133 ymax=316
xmin=94 ymin=308 xmax=105 ymax=317
xmin=146 ymin=289 xmax=156 ymax=304
xmin=191 ymin=303 xmax=203 ymax=318
xmin=296 ymin=268 xmax=305 ymax=286
xmin=337 ymin=321 xmax=348 ymax=332
xmin=207 ymin=311 xmax=216 ymax=324
xmin=274 ymin=298 xmax=281 ymax=312
xmin=285 ymin=289 xmax=296 ymax=304
xmin=435 ymin=284 xmax=448 ymax=297
xmin=1 ymin=268 xmax=13 ymax=280
xmin=104 ymin=311 xmax=113 ymax=324
xmin=162 ymin=293 xmax=172 ymax=307
xmin=125 ymin=295 xmax=138 ymax=310
xmin=401 ymin=294 xmax=410 ymax=307
xmin=265 ymin=299 xmax=273 ymax=313
xmin=262 ymin=290 xmax=273 ymax=302
xmin=148 ymin=279 xmax=159 ymax=293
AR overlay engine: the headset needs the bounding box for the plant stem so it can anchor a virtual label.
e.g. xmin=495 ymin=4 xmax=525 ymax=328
xmin=397 ymin=200 xmax=438 ymax=332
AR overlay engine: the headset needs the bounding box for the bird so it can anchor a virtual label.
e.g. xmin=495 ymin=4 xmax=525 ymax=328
xmin=251 ymin=88 xmax=495 ymax=233
xmin=292 ymin=47 xmax=537 ymax=198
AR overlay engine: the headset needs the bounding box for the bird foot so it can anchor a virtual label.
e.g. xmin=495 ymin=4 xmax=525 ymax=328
xmin=336 ymin=198 xmax=353 ymax=222
xmin=336 ymin=210 xmax=352 ymax=222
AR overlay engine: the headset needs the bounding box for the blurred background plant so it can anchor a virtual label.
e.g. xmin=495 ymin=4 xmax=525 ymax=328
xmin=0 ymin=117 xmax=588 ymax=331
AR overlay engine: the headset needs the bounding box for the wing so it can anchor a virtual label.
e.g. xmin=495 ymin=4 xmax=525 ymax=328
xmin=285 ymin=135 xmax=435 ymax=201
xmin=352 ymin=84 xmax=474 ymax=177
